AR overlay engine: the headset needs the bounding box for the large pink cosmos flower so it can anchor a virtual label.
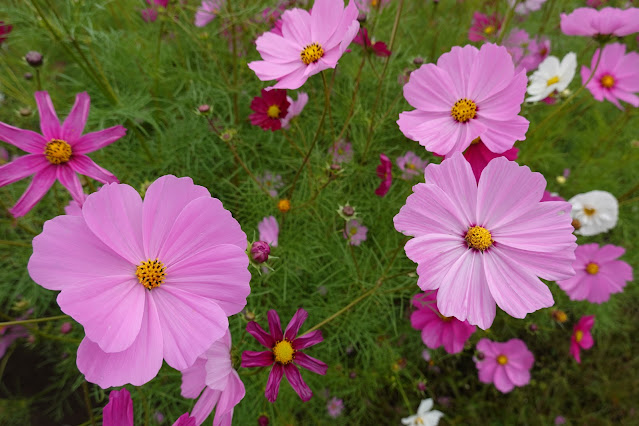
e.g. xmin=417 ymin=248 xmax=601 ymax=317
xmin=181 ymin=331 xmax=245 ymax=426
xmin=0 ymin=92 xmax=125 ymax=217
xmin=581 ymin=43 xmax=639 ymax=109
xmin=557 ymin=243 xmax=633 ymax=304
xmin=560 ymin=7 xmax=639 ymax=37
xmin=475 ymin=338 xmax=534 ymax=393
xmin=410 ymin=291 xmax=476 ymax=354
xmin=248 ymin=0 xmax=360 ymax=90
xmin=570 ymin=315 xmax=595 ymax=363
xmin=242 ymin=308 xmax=328 ymax=402
xmin=28 ymin=175 xmax=251 ymax=388
xmin=397 ymin=44 xmax=529 ymax=157
xmin=394 ymin=154 xmax=576 ymax=329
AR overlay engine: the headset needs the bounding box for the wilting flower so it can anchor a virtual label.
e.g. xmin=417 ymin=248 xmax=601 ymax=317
xmin=258 ymin=216 xmax=279 ymax=247
xmin=568 ymin=190 xmax=618 ymax=236
xmin=508 ymin=0 xmax=546 ymax=14
xmin=503 ymin=29 xmax=551 ymax=72
xmin=0 ymin=22 xmax=13 ymax=45
xmin=250 ymin=89 xmax=290 ymax=131
xmin=475 ymin=338 xmax=534 ymax=393
xmin=560 ymin=7 xmax=639 ymax=37
xmin=329 ymin=139 xmax=353 ymax=163
xmin=344 ymin=219 xmax=368 ymax=246
xmin=401 ymin=398 xmax=444 ymax=426
xmin=397 ymin=44 xmax=528 ymax=157
xmin=0 ymin=92 xmax=125 ymax=217
xmin=410 ymin=291 xmax=476 ymax=354
xmin=281 ymin=92 xmax=309 ymax=129
xmin=248 ymin=0 xmax=359 ymax=90
xmin=394 ymin=154 xmax=576 ymax=329
xmin=327 ymin=397 xmax=344 ymax=418
xmin=141 ymin=0 xmax=169 ymax=23
xmin=396 ymin=151 xmax=427 ymax=180
xmin=353 ymin=28 xmax=391 ymax=57
xmin=570 ymin=315 xmax=595 ymax=363
xmin=468 ymin=12 xmax=501 ymax=42
xmin=28 ymin=175 xmax=251 ymax=388
xmin=446 ymin=138 xmax=519 ymax=183
xmin=181 ymin=331 xmax=245 ymax=425
xmin=557 ymin=244 xmax=633 ymax=304
xmin=103 ymin=389 xmax=133 ymax=426
xmin=375 ymin=153 xmax=392 ymax=196
xmin=195 ymin=0 xmax=224 ymax=27
xmin=354 ymin=0 xmax=390 ymax=12
xmin=527 ymin=53 xmax=577 ymax=102
xmin=581 ymin=43 xmax=639 ymax=109
xmin=242 ymin=308 xmax=328 ymax=402
xmin=257 ymin=171 xmax=283 ymax=198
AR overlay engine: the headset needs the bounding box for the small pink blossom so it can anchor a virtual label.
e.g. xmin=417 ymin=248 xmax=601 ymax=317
xmin=257 ymin=171 xmax=284 ymax=198
xmin=344 ymin=219 xmax=368 ymax=246
xmin=327 ymin=397 xmax=344 ymax=418
xmin=258 ymin=216 xmax=279 ymax=247
xmin=503 ymin=29 xmax=550 ymax=72
xmin=375 ymin=153 xmax=392 ymax=196
xmin=195 ymin=0 xmax=224 ymax=27
xmin=281 ymin=92 xmax=309 ymax=129
xmin=396 ymin=151 xmax=427 ymax=180
xmin=570 ymin=315 xmax=595 ymax=363
xmin=508 ymin=0 xmax=547 ymax=15
xmin=468 ymin=12 xmax=501 ymax=42
xmin=354 ymin=0 xmax=390 ymax=12
xmin=353 ymin=28 xmax=391 ymax=57
xmin=475 ymin=338 xmax=534 ymax=393
xmin=560 ymin=7 xmax=639 ymax=37
xmin=141 ymin=0 xmax=169 ymax=23
xmin=329 ymin=139 xmax=353 ymax=163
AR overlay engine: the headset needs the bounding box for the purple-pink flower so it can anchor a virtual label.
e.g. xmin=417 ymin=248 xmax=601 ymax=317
xmin=329 ymin=139 xmax=353 ymax=163
xmin=281 ymin=92 xmax=309 ymax=129
xmin=396 ymin=151 xmax=427 ymax=180
xmin=557 ymin=243 xmax=633 ymax=304
xmin=503 ymin=29 xmax=550 ymax=72
xmin=475 ymin=338 xmax=534 ymax=393
xmin=394 ymin=153 xmax=576 ymax=329
xmin=410 ymin=291 xmax=476 ymax=354
xmin=468 ymin=12 xmax=501 ymax=42
xmin=195 ymin=0 xmax=224 ymax=27
xmin=28 ymin=175 xmax=251 ymax=388
xmin=560 ymin=7 xmax=639 ymax=37
xmin=258 ymin=216 xmax=279 ymax=247
xmin=0 ymin=91 xmax=125 ymax=217
xmin=248 ymin=0 xmax=360 ymax=90
xmin=570 ymin=315 xmax=595 ymax=363
xmin=353 ymin=28 xmax=391 ymax=57
xmin=344 ymin=219 xmax=368 ymax=246
xmin=375 ymin=153 xmax=392 ymax=196
xmin=327 ymin=397 xmax=344 ymax=418
xmin=397 ymin=44 xmax=529 ymax=157
xmin=241 ymin=308 xmax=328 ymax=402
xmin=257 ymin=171 xmax=284 ymax=198
xmin=141 ymin=0 xmax=169 ymax=23
xmin=250 ymin=89 xmax=290 ymax=131
xmin=0 ymin=310 xmax=32 ymax=359
xmin=103 ymin=389 xmax=133 ymax=426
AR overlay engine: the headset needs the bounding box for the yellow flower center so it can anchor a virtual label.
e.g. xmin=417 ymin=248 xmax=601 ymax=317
xmin=586 ymin=262 xmax=599 ymax=275
xmin=267 ymin=104 xmax=281 ymax=119
xmin=583 ymin=207 xmax=596 ymax=216
xmin=273 ymin=339 xmax=295 ymax=364
xmin=44 ymin=139 xmax=72 ymax=164
xmin=451 ymin=98 xmax=477 ymax=123
xmin=338 ymin=148 xmax=344 ymax=154
xmin=407 ymin=163 xmax=416 ymax=170
xmin=439 ymin=315 xmax=453 ymax=322
xmin=300 ymin=43 xmax=324 ymax=65
xmin=575 ymin=330 xmax=584 ymax=343
xmin=497 ymin=354 xmax=508 ymax=365
xmin=554 ymin=310 xmax=568 ymax=323
xmin=600 ymin=74 xmax=615 ymax=88
xmin=546 ymin=75 xmax=560 ymax=86
xmin=484 ymin=25 xmax=495 ymax=35
xmin=278 ymin=199 xmax=291 ymax=213
xmin=415 ymin=418 xmax=425 ymax=425
xmin=135 ymin=259 xmax=166 ymax=290
xmin=465 ymin=226 xmax=493 ymax=251
xmin=349 ymin=227 xmax=358 ymax=236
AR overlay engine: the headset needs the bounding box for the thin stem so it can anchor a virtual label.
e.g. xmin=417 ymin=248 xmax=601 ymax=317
xmin=35 ymin=69 xmax=42 ymax=91
xmin=227 ymin=0 xmax=240 ymax=125
xmin=348 ymin=242 xmax=361 ymax=280
xmin=82 ymin=381 xmax=95 ymax=426
xmin=0 ymin=240 xmax=31 ymax=247
xmin=496 ymin=0 xmax=519 ymax=45
xmin=223 ymin=138 xmax=272 ymax=198
xmin=336 ymin=54 xmax=367 ymax=141
xmin=0 ymin=315 xmax=69 ymax=327
xmin=153 ymin=20 xmax=166 ymax=97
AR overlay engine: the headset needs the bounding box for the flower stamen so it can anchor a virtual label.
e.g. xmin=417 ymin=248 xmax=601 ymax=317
xmin=585 ymin=262 xmax=599 ymax=275
xmin=575 ymin=330 xmax=584 ymax=343
xmin=44 ymin=139 xmax=72 ymax=164
xmin=267 ymin=105 xmax=281 ymax=119
xmin=600 ymin=74 xmax=615 ymax=89
xmin=300 ymin=43 xmax=324 ymax=65
xmin=583 ymin=207 xmax=596 ymax=216
xmin=497 ymin=354 xmax=508 ymax=365
xmin=465 ymin=226 xmax=493 ymax=251
xmin=451 ymin=99 xmax=477 ymax=123
xmin=273 ymin=340 xmax=295 ymax=364
xmin=546 ymin=75 xmax=560 ymax=86
xmin=136 ymin=259 xmax=166 ymax=290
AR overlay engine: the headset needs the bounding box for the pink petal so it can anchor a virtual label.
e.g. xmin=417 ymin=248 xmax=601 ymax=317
xmin=103 ymin=388 xmax=134 ymax=426
xmin=9 ymin=165 xmax=57 ymax=217
xmin=73 ymin=126 xmax=127 ymax=154
xmin=311 ymin=0 xmax=343 ymax=45
xmin=204 ymin=338 xmax=233 ymax=390
xmin=477 ymin=359 xmax=497 ymax=384
xmin=241 ymin=350 xmax=274 ymax=368
xmin=579 ymin=332 xmax=594 ymax=350
xmin=0 ymin=122 xmax=47 ymax=154
xmin=570 ymin=341 xmax=581 ymax=363
xmin=597 ymin=244 xmax=626 ymax=262
xmin=56 ymin=165 xmax=84 ymax=203
xmin=294 ymin=352 xmax=328 ymax=375
xmin=404 ymin=234 xmax=468 ymax=292
xmin=35 ymin=91 xmax=61 ymax=140
xmin=181 ymin=357 xmax=207 ymax=399
xmin=265 ymin=363 xmax=284 ymax=402
xmin=492 ymin=366 xmax=515 ymax=393
xmin=496 ymin=245 xmax=575 ymax=282
xmin=436 ymin=45 xmax=478 ymax=97
xmin=68 ymin=155 xmax=118 ymax=184
xmin=0 ymin=154 xmax=49 ymax=186
xmin=477 ymin=115 xmax=529 ymax=153
xmin=284 ymin=308 xmax=308 ymax=341
xmin=247 ymin=321 xmax=276 ymax=349
xmin=190 ymin=387 xmax=220 ymax=425
xmin=292 ymin=330 xmax=323 ymax=350
xmin=283 ymin=363 xmax=313 ymax=401
xmin=468 ymin=44 xmax=514 ymax=101
xmin=213 ymin=370 xmax=245 ymax=426
xmin=281 ymin=8 xmax=311 ymax=46
xmin=172 ymin=413 xmax=197 ymax=426
xmin=268 ymin=310 xmax=284 ymax=341
xmin=506 ymin=366 xmax=533 ymax=388
xmin=403 ymin=64 xmax=459 ymax=111
xmin=62 ymin=92 xmax=90 ymax=142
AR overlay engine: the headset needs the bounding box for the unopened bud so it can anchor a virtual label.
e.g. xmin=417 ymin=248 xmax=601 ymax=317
xmin=529 ymin=323 xmax=538 ymax=332
xmin=357 ymin=12 xmax=367 ymax=23
xmin=60 ymin=322 xmax=72 ymax=334
xmin=24 ymin=72 xmax=33 ymax=80
xmin=413 ymin=56 xmax=424 ymax=66
xmin=342 ymin=205 xmax=354 ymax=216
xmin=25 ymin=51 xmax=43 ymax=67
xmin=250 ymin=241 xmax=270 ymax=263
xmin=198 ymin=104 xmax=210 ymax=113
xmin=258 ymin=415 xmax=269 ymax=426
xmin=476 ymin=352 xmax=485 ymax=360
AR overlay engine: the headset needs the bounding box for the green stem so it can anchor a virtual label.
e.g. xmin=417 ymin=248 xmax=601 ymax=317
xmin=496 ymin=0 xmax=519 ymax=45
xmin=35 ymin=69 xmax=42 ymax=91
xmin=0 ymin=240 xmax=31 ymax=247
xmin=336 ymin=54 xmax=367 ymax=141
xmin=153 ymin=21 xmax=166 ymax=97
xmin=0 ymin=315 xmax=69 ymax=327
xmin=82 ymin=381 xmax=95 ymax=426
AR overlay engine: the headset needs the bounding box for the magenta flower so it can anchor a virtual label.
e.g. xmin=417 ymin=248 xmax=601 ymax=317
xmin=581 ymin=43 xmax=639 ymax=109
xmin=353 ymin=28 xmax=391 ymax=57
xmin=28 ymin=175 xmax=251 ymax=388
xmin=503 ymin=29 xmax=550 ymax=72
xmin=327 ymin=397 xmax=344 ymax=418
xmin=181 ymin=331 xmax=245 ymax=425
xmin=248 ymin=0 xmax=360 ymax=90
xmin=410 ymin=291 xmax=476 ymax=354
xmin=570 ymin=315 xmax=595 ymax=363
xmin=344 ymin=219 xmax=368 ymax=246
xmin=141 ymin=0 xmax=169 ymax=23
xmin=103 ymin=389 xmax=133 ymax=426
xmin=560 ymin=7 xmax=639 ymax=37
xmin=281 ymin=92 xmax=309 ymax=129
xmin=375 ymin=153 xmax=392 ymax=197
xmin=397 ymin=44 xmax=529 ymax=157
xmin=250 ymin=89 xmax=290 ymax=131
xmin=475 ymin=338 xmax=534 ymax=393
xmin=394 ymin=154 xmax=576 ymax=329
xmin=557 ymin=243 xmax=633 ymax=304
xmin=173 ymin=414 xmax=197 ymax=426
xmin=448 ymin=139 xmax=519 ymax=183
xmin=0 ymin=92 xmax=125 ymax=217
xmin=195 ymin=0 xmax=224 ymax=27
xmin=0 ymin=21 xmax=13 ymax=45
xmin=242 ymin=308 xmax=328 ymax=402
xmin=468 ymin=12 xmax=501 ymax=42
xmin=258 ymin=216 xmax=279 ymax=247
xmin=397 ymin=151 xmax=427 ymax=180
xmin=329 ymin=139 xmax=353 ymax=163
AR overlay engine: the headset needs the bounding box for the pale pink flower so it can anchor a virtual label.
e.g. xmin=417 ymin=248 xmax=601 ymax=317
xmin=394 ymin=153 xmax=576 ymax=329
xmin=508 ymin=0 xmax=547 ymax=15
xmin=327 ymin=397 xmax=344 ymax=418
xmin=503 ymin=29 xmax=550 ymax=71
xmin=468 ymin=12 xmax=501 ymax=42
xmin=557 ymin=244 xmax=633 ymax=304
xmin=195 ymin=0 xmax=224 ymax=27
xmin=28 ymin=175 xmax=251 ymax=388
xmin=570 ymin=315 xmax=595 ymax=363
xmin=560 ymin=7 xmax=639 ymax=37
xmin=329 ymin=139 xmax=353 ymax=163
xmin=257 ymin=171 xmax=284 ymax=198
xmin=258 ymin=216 xmax=279 ymax=247
xmin=344 ymin=219 xmax=368 ymax=246
xmin=281 ymin=92 xmax=309 ymax=129
xmin=397 ymin=44 xmax=529 ymax=157
xmin=248 ymin=0 xmax=360 ymax=90
xmin=396 ymin=151 xmax=427 ymax=180
xmin=475 ymin=338 xmax=534 ymax=393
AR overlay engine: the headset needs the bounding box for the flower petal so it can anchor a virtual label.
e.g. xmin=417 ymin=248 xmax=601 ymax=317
xmin=292 ymin=330 xmax=324 ymax=350
xmin=56 ymin=165 xmax=85 ymax=203
xmin=284 ymin=308 xmax=308 ymax=341
xmin=68 ymin=155 xmax=118 ymax=184
xmin=213 ymin=370 xmax=245 ymax=426
xmin=181 ymin=357 xmax=207 ymax=399
xmin=0 ymin=154 xmax=49 ymax=186
xmin=283 ymin=364 xmax=313 ymax=401
xmin=0 ymin=122 xmax=47 ymax=154
xmin=62 ymin=92 xmax=90 ymax=142
xmin=190 ymin=387 xmax=220 ymax=425
xmin=247 ymin=321 xmax=275 ymax=349
xmin=102 ymin=389 xmax=134 ymax=426
xmin=268 ymin=310 xmax=284 ymax=341
xmin=265 ymin=363 xmax=284 ymax=402
xmin=493 ymin=366 xmax=515 ymax=393
xmin=294 ymin=352 xmax=328 ymax=375
xmin=73 ymin=125 xmax=127 ymax=154
xmin=9 ymin=165 xmax=57 ymax=217
xmin=241 ymin=350 xmax=274 ymax=368
xmin=35 ymin=91 xmax=61 ymax=140
xmin=404 ymin=234 xmax=467 ymax=292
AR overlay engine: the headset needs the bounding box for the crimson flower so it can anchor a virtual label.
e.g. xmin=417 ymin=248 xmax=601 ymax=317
xmin=0 ymin=22 xmax=12 ymax=45
xmin=249 ymin=89 xmax=290 ymax=131
xmin=375 ymin=153 xmax=392 ymax=196
xmin=353 ymin=28 xmax=391 ymax=57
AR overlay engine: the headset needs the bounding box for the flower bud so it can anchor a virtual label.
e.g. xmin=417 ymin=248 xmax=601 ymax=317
xmin=277 ymin=199 xmax=290 ymax=213
xmin=476 ymin=351 xmax=485 ymax=360
xmin=413 ymin=56 xmax=424 ymax=66
xmin=25 ymin=51 xmax=43 ymax=67
xmin=258 ymin=415 xmax=269 ymax=426
xmin=250 ymin=241 xmax=270 ymax=263
xmin=529 ymin=323 xmax=538 ymax=332
xmin=198 ymin=104 xmax=211 ymax=114
xmin=342 ymin=205 xmax=354 ymax=217
xmin=357 ymin=12 xmax=367 ymax=23
xmin=60 ymin=322 xmax=72 ymax=334
xmin=24 ymin=72 xmax=33 ymax=80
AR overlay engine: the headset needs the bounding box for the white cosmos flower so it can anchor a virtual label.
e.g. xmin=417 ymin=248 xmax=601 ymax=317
xmin=569 ymin=190 xmax=619 ymax=236
xmin=526 ymin=52 xmax=577 ymax=102
xmin=401 ymin=399 xmax=444 ymax=426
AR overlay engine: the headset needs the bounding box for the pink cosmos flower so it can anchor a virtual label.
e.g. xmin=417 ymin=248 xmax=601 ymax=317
xmin=195 ymin=0 xmax=224 ymax=27
xmin=468 ymin=12 xmax=501 ymax=42
xmin=250 ymin=89 xmax=290 ymax=131
xmin=394 ymin=153 xmax=576 ymax=329
xmin=257 ymin=171 xmax=284 ymax=198
xmin=354 ymin=0 xmax=390 ymax=12
xmin=397 ymin=44 xmax=529 ymax=157
xmin=560 ymin=7 xmax=639 ymax=37
xmin=450 ymin=139 xmax=519 ymax=183
xmin=0 ymin=21 xmax=13 ymax=45
xmin=103 ymin=389 xmax=133 ymax=426
xmin=0 ymin=310 xmax=32 ymax=359
xmin=570 ymin=315 xmax=595 ymax=363
xmin=557 ymin=243 xmax=633 ymax=304
xmin=375 ymin=153 xmax=392 ymax=196
xmin=242 ymin=308 xmax=328 ymax=402
xmin=475 ymin=338 xmax=534 ymax=393
xmin=173 ymin=414 xmax=197 ymax=426
xmin=410 ymin=291 xmax=476 ymax=354
xmin=344 ymin=219 xmax=368 ymax=246
xmin=327 ymin=397 xmax=344 ymax=418
xmin=508 ymin=0 xmax=547 ymax=15
xmin=28 ymin=175 xmax=251 ymax=388
xmin=329 ymin=139 xmax=353 ymax=163
xmin=504 ymin=29 xmax=550 ymax=72
xmin=181 ymin=330 xmax=245 ymax=425
xmin=353 ymin=28 xmax=391 ymax=57
xmin=141 ymin=0 xmax=169 ymax=23
xmin=281 ymin=92 xmax=309 ymax=129
xmin=248 ymin=0 xmax=360 ymax=90
xmin=581 ymin=43 xmax=639 ymax=109
xmin=0 ymin=92 xmax=125 ymax=217
xmin=396 ymin=151 xmax=427 ymax=180
xmin=258 ymin=216 xmax=279 ymax=247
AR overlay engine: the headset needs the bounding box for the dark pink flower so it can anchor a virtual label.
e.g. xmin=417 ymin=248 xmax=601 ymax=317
xmin=103 ymin=389 xmax=133 ymax=426
xmin=241 ymin=308 xmax=327 ymax=402
xmin=375 ymin=153 xmax=392 ymax=196
xmin=141 ymin=0 xmax=169 ymax=23
xmin=172 ymin=414 xmax=197 ymax=426
xmin=570 ymin=315 xmax=595 ymax=363
xmin=456 ymin=139 xmax=519 ymax=183
xmin=251 ymin=241 xmax=271 ymax=263
xmin=0 ymin=21 xmax=13 ymax=45
xmin=468 ymin=12 xmax=501 ymax=42
xmin=249 ymin=89 xmax=290 ymax=131
xmin=475 ymin=338 xmax=534 ymax=393
xmin=353 ymin=28 xmax=391 ymax=57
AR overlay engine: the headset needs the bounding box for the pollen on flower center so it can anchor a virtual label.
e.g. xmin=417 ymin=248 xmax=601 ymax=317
xmin=44 ymin=139 xmax=72 ymax=164
xmin=497 ymin=354 xmax=508 ymax=365
xmin=583 ymin=206 xmax=596 ymax=216
xmin=407 ymin=163 xmax=416 ymax=170
xmin=600 ymin=74 xmax=615 ymax=88
xmin=585 ymin=262 xmax=599 ymax=275
xmin=451 ymin=99 xmax=477 ymax=123
xmin=300 ymin=43 xmax=324 ymax=65
xmin=465 ymin=226 xmax=493 ymax=251
xmin=575 ymin=330 xmax=584 ymax=343
xmin=471 ymin=136 xmax=482 ymax=145
xmin=546 ymin=75 xmax=560 ymax=86
xmin=484 ymin=25 xmax=495 ymax=35
xmin=273 ymin=340 xmax=295 ymax=364
xmin=267 ymin=104 xmax=281 ymax=119
xmin=136 ymin=259 xmax=166 ymax=290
